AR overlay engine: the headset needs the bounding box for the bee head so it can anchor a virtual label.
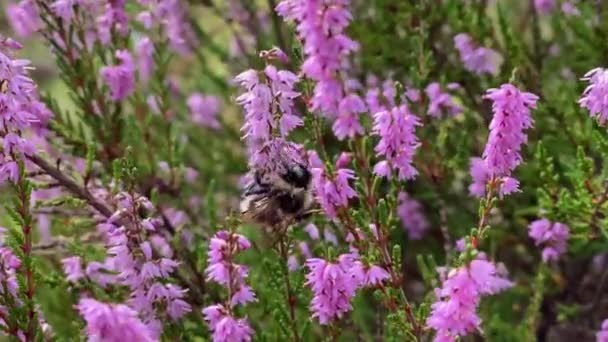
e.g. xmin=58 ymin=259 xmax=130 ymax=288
xmin=281 ymin=164 xmax=310 ymax=189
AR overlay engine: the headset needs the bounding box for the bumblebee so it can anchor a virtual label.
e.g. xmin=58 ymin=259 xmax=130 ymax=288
xmin=240 ymin=163 xmax=314 ymax=228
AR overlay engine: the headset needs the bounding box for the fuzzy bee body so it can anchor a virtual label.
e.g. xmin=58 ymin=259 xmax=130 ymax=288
xmin=240 ymin=164 xmax=314 ymax=228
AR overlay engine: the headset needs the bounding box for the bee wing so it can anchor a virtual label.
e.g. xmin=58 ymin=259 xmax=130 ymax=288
xmin=240 ymin=194 xmax=284 ymax=226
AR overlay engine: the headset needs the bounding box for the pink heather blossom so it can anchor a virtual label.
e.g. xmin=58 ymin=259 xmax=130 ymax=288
xmin=249 ymin=138 xmax=308 ymax=175
xmin=276 ymin=0 xmax=358 ymax=117
xmin=5 ymin=0 xmax=41 ymax=38
xmin=204 ymin=230 xmax=256 ymax=340
xmin=77 ymin=298 xmax=154 ymax=342
xmin=372 ymin=104 xmax=421 ymax=180
xmin=483 ymin=84 xmax=538 ymax=177
xmin=0 ymin=39 xmax=50 ymax=185
xmin=62 ymin=256 xmax=84 ymax=283
xmin=155 ymin=0 xmax=197 ymax=54
xmin=235 ymin=66 xmax=301 ymax=148
xmin=86 ymin=192 xmax=190 ymax=335
xmin=597 ymin=319 xmax=608 ymax=342
xmin=427 ymin=260 xmax=513 ymax=341
xmin=365 ymin=78 xmax=397 ymax=114
xmin=136 ymin=37 xmax=155 ymax=84
xmin=311 ymin=156 xmax=357 ymax=219
xmin=100 ymin=50 xmax=135 ymax=101
xmin=305 ymin=254 xmax=361 ymax=324
xmin=468 ymin=157 xmax=519 ymax=198
xmin=202 ymin=305 xmax=253 ymax=342
xmin=187 ymin=93 xmax=221 ymax=129
xmin=425 ymin=83 xmax=462 ymax=118
xmin=397 ymin=192 xmax=429 ymax=240
xmin=561 ymin=2 xmax=580 ymax=16
xmin=96 ymin=0 xmax=128 ymax=45
xmin=534 ymin=0 xmax=556 ymax=15
xmin=579 ymin=68 xmax=608 ymax=125
xmin=528 ymin=219 xmax=570 ymax=262
xmin=454 ymin=33 xmax=502 ymax=76
xmin=50 ymin=0 xmax=79 ymax=23
xmin=363 ymin=265 xmax=390 ymax=286
xmin=332 ymin=94 xmax=366 ymax=140
xmin=304 ymin=223 xmax=320 ymax=240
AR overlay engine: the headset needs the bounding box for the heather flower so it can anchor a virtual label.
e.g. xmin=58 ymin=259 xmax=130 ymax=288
xmin=332 ymin=94 xmax=366 ymax=140
xmin=90 ymin=192 xmax=189 ymax=336
xmin=202 ymin=305 xmax=253 ymax=342
xmin=425 ymin=83 xmax=462 ymax=118
xmin=0 ymin=39 xmax=49 ymax=185
xmin=235 ymin=66 xmax=301 ymax=148
xmin=579 ymin=68 xmax=608 ymax=125
xmin=136 ymin=37 xmax=155 ymax=84
xmin=454 ymin=33 xmax=502 ymax=76
xmin=51 ymin=0 xmax=79 ymax=23
xmin=305 ymin=254 xmax=361 ymax=324
xmin=528 ymin=219 xmax=570 ymax=262
xmin=204 ymin=231 xmax=255 ymax=340
xmin=468 ymin=157 xmax=520 ymax=198
xmin=304 ymin=223 xmax=320 ymax=240
xmin=363 ymin=265 xmax=390 ymax=286
xmin=187 ymin=93 xmax=221 ymax=129
xmin=276 ymin=0 xmax=358 ymax=116
xmin=250 ymin=138 xmax=308 ymax=176
xmin=561 ymin=2 xmax=580 ymax=16
xmin=483 ymin=84 xmax=538 ymax=176
xmin=397 ymin=192 xmax=429 ymax=240
xmin=100 ymin=50 xmax=135 ymax=101
xmin=597 ymin=319 xmax=608 ymax=342
xmin=96 ymin=0 xmax=128 ymax=45
xmin=427 ymin=260 xmax=512 ymax=341
xmin=62 ymin=256 xmax=84 ymax=283
xmin=77 ymin=298 xmax=154 ymax=342
xmin=6 ymin=0 xmax=40 ymax=38
xmin=372 ymin=104 xmax=421 ymax=180
xmin=534 ymin=0 xmax=555 ymax=15
xmin=311 ymin=158 xmax=357 ymax=219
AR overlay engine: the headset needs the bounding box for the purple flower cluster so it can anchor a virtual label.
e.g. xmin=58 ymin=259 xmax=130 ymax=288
xmin=310 ymin=151 xmax=357 ymax=219
xmin=372 ymin=104 xmax=421 ymax=180
xmin=6 ymin=0 xmax=40 ymax=38
xmin=137 ymin=0 xmax=197 ymax=54
xmin=483 ymin=84 xmax=538 ymax=176
xmin=425 ymin=82 xmax=462 ymax=118
xmin=579 ymin=68 xmax=608 ymax=125
xmin=305 ymin=253 xmax=389 ymax=324
xmin=67 ymin=192 xmax=190 ymax=339
xmin=101 ymin=49 xmax=136 ymax=101
xmin=187 ymin=93 xmax=221 ymax=129
xmin=365 ymin=76 xmax=397 ymax=114
xmin=332 ymin=94 xmax=366 ymax=140
xmin=0 ymin=39 xmax=51 ymax=184
xmin=0 ymin=244 xmax=21 ymax=327
xmin=534 ymin=0 xmax=556 ymax=15
xmin=203 ymin=231 xmax=255 ymax=342
xmin=598 ymin=319 xmax=608 ymax=342
xmin=235 ymin=65 xmax=301 ymax=148
xmin=454 ymin=33 xmax=502 ymax=76
xmin=203 ymin=305 xmax=253 ymax=342
xmin=136 ymin=37 xmax=155 ymax=84
xmin=468 ymin=157 xmax=519 ymax=198
xmin=77 ymin=298 xmax=154 ymax=342
xmin=427 ymin=259 xmax=513 ymax=342
xmin=397 ymin=192 xmax=429 ymax=240
xmin=276 ymin=0 xmax=358 ymax=117
xmin=528 ymin=219 xmax=570 ymax=262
